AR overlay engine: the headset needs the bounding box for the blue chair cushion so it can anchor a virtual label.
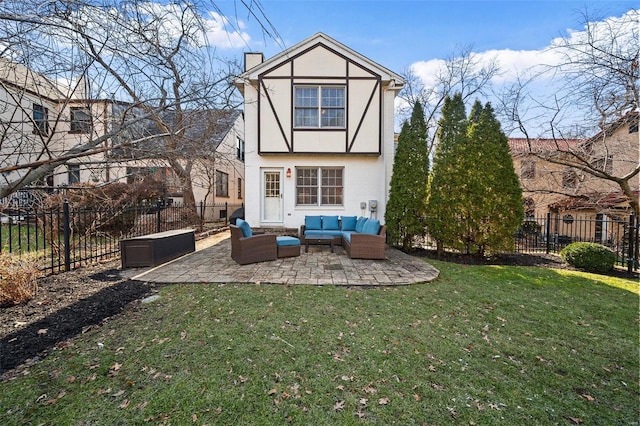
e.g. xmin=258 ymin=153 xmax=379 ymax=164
xmin=305 ymin=215 xmax=322 ymax=230
xmin=236 ymin=218 xmax=252 ymax=237
xmin=322 ymin=215 xmax=339 ymax=230
xmin=362 ymin=219 xmax=381 ymax=235
xmin=355 ymin=216 xmax=368 ymax=233
xmin=276 ymin=236 xmax=300 ymax=247
xmin=341 ymin=231 xmax=355 ymax=243
xmin=341 ymin=216 xmax=357 ymax=231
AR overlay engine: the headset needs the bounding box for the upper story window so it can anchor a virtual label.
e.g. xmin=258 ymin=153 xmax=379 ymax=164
xmin=33 ymin=103 xmax=49 ymax=135
xmin=70 ymin=107 xmax=92 ymax=133
xmin=236 ymin=136 xmax=245 ymax=162
xmin=562 ymin=170 xmax=578 ymax=189
xmin=520 ymin=159 xmax=536 ymax=180
xmin=68 ymin=164 xmax=80 ymax=184
xmin=294 ymin=86 xmax=345 ymax=128
xmin=590 ymin=155 xmax=613 ymax=174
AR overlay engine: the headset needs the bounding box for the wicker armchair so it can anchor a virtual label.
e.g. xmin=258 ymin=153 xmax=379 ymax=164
xmin=230 ymin=225 xmax=277 ymax=265
xmin=344 ymin=225 xmax=387 ymax=260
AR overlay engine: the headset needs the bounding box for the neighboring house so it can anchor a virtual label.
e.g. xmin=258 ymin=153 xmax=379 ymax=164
xmin=509 ymin=111 xmax=639 ymax=243
xmin=234 ymin=33 xmax=404 ymax=229
xmin=0 ymin=58 xmax=245 ymax=218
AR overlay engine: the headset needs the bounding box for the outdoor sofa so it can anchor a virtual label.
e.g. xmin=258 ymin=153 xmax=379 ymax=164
xmin=300 ymin=215 xmax=387 ymax=259
xmin=230 ymin=219 xmax=300 ymax=265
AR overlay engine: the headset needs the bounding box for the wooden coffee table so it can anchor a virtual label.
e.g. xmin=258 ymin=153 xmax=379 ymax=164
xmin=304 ymin=235 xmax=339 ymax=253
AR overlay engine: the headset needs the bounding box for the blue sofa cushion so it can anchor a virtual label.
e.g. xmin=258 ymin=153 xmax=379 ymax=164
xmin=305 ymin=230 xmax=342 ymax=237
xmin=322 ymin=215 xmax=340 ymax=230
xmin=341 ymin=216 xmax=357 ymax=231
xmin=305 ymin=215 xmax=322 ymax=230
xmin=236 ymin=218 xmax=252 ymax=237
xmin=355 ymin=216 xmax=368 ymax=233
xmin=341 ymin=231 xmax=355 ymax=243
xmin=362 ymin=219 xmax=381 ymax=235
xmin=276 ymin=236 xmax=300 ymax=247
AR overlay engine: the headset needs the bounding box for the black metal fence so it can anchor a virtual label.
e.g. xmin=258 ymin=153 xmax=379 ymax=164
xmin=0 ymin=201 xmax=243 ymax=274
xmin=418 ymin=214 xmax=638 ymax=271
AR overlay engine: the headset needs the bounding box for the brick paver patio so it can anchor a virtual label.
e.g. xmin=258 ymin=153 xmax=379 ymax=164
xmin=124 ymin=232 xmax=439 ymax=286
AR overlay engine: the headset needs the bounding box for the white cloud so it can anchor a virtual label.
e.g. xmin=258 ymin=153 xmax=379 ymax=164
xmin=410 ymin=9 xmax=638 ymax=87
xmin=203 ymin=11 xmax=251 ymax=49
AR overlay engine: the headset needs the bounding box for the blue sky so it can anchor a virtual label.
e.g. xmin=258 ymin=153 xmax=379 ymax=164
xmin=215 ymin=0 xmax=636 ymax=75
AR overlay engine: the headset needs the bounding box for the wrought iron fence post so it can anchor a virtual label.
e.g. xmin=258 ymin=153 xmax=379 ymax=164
xmin=200 ymin=201 xmax=204 ymax=232
xmin=63 ymin=199 xmax=71 ymax=271
xmin=545 ymin=212 xmax=551 ymax=254
xmin=156 ymin=200 xmax=162 ymax=233
xmin=225 ymin=202 xmax=228 ymax=225
xmin=628 ymin=215 xmax=635 ymax=274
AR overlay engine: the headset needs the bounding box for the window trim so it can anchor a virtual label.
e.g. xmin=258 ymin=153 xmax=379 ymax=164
xmin=294 ymin=85 xmax=346 ymax=129
xmin=68 ymin=164 xmax=80 ymax=184
xmin=520 ymin=159 xmax=536 ymax=180
xmin=295 ymin=166 xmax=344 ymax=207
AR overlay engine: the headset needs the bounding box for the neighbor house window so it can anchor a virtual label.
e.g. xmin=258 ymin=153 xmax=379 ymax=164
xmin=294 ymin=86 xmax=345 ymax=128
xmin=216 ymin=170 xmax=229 ymax=197
xmin=520 ymin=160 xmax=535 ymax=180
xmin=33 ymin=103 xmax=49 ymax=135
xmin=590 ymin=155 xmax=613 ymax=174
xmin=236 ymin=136 xmax=245 ymax=161
xmin=296 ymin=167 xmax=343 ymax=206
xmin=68 ymin=164 xmax=80 ymax=184
xmin=562 ymin=170 xmax=578 ymax=189
xmin=237 ymin=177 xmax=242 ymax=199
xmin=70 ymin=107 xmax=92 ymax=133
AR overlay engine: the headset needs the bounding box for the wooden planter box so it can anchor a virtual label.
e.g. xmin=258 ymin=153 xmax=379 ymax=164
xmin=120 ymin=229 xmax=195 ymax=268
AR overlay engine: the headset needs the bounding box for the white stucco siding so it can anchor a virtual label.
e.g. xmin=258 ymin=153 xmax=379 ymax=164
xmin=293 ymin=131 xmax=346 ymax=152
xmin=243 ymin=155 xmax=389 ymax=229
xmin=348 ymin=79 xmax=380 ymax=153
xmin=293 ymin=45 xmax=345 ymax=77
xmin=259 ymin=79 xmax=291 ymax=152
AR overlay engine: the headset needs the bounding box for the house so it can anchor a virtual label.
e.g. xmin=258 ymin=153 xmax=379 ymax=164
xmin=0 ymin=58 xmax=245 ymax=219
xmin=234 ymin=33 xmax=404 ymax=229
xmin=509 ymin=112 xmax=639 ymax=244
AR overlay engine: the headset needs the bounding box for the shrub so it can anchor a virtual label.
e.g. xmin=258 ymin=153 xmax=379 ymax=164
xmin=0 ymin=253 xmax=39 ymax=307
xmin=560 ymin=242 xmax=616 ymax=273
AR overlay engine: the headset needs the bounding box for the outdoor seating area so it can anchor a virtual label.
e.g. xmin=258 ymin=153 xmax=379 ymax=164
xmin=230 ymin=219 xmax=301 ymax=265
xmin=230 ymin=216 xmax=387 ymax=265
xmin=300 ymin=215 xmax=387 ymax=260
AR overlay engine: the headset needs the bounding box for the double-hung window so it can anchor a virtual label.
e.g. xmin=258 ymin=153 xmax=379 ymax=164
xmin=294 ymin=86 xmax=345 ymax=128
xmin=296 ymin=167 xmax=343 ymax=206
xmin=33 ymin=104 xmax=49 ymax=135
xmin=70 ymin=107 xmax=92 ymax=133
xmin=216 ymin=170 xmax=229 ymax=197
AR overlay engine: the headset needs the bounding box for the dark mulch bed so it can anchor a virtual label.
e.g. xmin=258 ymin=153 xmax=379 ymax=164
xmin=1 ymin=252 xmax=636 ymax=380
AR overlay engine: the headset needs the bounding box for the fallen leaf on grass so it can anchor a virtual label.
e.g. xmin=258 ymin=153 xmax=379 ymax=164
xmin=119 ymin=399 xmax=130 ymax=409
xmin=191 ymin=413 xmax=197 ymax=422
xmin=378 ymin=397 xmax=390 ymax=405
xmin=568 ymin=417 xmax=584 ymax=424
xmin=334 ymin=400 xmax=345 ymax=411
xmin=581 ymin=394 xmax=595 ymax=402
xmin=362 ymin=385 xmax=377 ymax=394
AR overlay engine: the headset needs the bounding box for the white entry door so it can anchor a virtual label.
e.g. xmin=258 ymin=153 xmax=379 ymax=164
xmin=262 ymin=169 xmax=283 ymax=223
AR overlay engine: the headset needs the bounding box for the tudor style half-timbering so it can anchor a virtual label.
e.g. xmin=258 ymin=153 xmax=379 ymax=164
xmin=236 ymin=33 xmax=404 ymax=228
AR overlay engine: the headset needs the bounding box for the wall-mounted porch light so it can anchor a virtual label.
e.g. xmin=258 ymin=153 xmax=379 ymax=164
xmin=286 ymin=168 xmax=292 ymax=178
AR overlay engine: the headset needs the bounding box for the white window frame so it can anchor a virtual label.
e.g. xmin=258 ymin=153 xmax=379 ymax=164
xmin=294 ymin=86 xmax=345 ymax=128
xmin=295 ymin=167 xmax=343 ymax=206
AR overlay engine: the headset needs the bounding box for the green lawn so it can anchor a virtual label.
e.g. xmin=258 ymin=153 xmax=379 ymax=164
xmin=2 ymin=261 xmax=638 ymax=425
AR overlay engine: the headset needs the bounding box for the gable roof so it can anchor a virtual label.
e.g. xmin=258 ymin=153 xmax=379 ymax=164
xmin=111 ymin=109 xmax=242 ymax=159
xmin=508 ymin=138 xmax=580 ymax=155
xmin=236 ymin=32 xmax=404 ymax=87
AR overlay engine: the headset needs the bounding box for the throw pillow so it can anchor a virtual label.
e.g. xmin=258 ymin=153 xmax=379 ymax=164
xmin=355 ymin=216 xmax=368 ymax=233
xmin=236 ymin=219 xmax=253 ymax=237
xmin=341 ymin=216 xmax=357 ymax=231
xmin=362 ymin=219 xmax=381 ymax=235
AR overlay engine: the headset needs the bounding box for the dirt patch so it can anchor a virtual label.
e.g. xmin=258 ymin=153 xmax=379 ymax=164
xmin=0 ymin=259 xmax=158 ymax=378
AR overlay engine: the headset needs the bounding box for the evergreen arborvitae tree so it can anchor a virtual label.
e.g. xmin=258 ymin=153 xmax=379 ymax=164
xmin=427 ymin=96 xmax=524 ymax=257
xmin=385 ymin=101 xmax=429 ymax=251
xmin=425 ymin=93 xmax=469 ymax=254
xmin=466 ymin=102 xmax=523 ymax=255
